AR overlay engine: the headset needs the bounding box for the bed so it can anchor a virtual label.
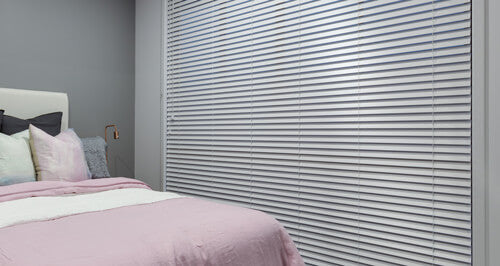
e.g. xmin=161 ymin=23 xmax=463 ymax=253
xmin=0 ymin=88 xmax=304 ymax=266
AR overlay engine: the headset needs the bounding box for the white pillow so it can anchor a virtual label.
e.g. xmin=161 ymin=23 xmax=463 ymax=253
xmin=0 ymin=130 xmax=36 ymax=186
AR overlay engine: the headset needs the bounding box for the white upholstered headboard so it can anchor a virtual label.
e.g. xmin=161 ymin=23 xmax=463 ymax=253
xmin=0 ymin=88 xmax=69 ymax=131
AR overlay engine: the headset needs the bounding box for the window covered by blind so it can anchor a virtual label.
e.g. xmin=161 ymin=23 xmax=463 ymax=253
xmin=163 ymin=0 xmax=472 ymax=264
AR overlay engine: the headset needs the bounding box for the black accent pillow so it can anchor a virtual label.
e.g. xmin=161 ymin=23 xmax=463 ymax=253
xmin=0 ymin=110 xmax=4 ymax=130
xmin=1 ymin=112 xmax=63 ymax=136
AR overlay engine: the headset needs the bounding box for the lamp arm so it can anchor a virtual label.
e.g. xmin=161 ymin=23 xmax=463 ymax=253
xmin=104 ymin=124 xmax=119 ymax=163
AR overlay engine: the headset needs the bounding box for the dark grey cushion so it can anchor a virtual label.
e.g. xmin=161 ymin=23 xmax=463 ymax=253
xmin=1 ymin=112 xmax=62 ymax=136
xmin=81 ymin=136 xmax=110 ymax=178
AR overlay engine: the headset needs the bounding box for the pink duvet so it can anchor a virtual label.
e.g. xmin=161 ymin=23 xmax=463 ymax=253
xmin=0 ymin=178 xmax=304 ymax=266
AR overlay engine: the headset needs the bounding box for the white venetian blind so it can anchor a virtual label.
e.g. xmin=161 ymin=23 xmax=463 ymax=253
xmin=163 ymin=0 xmax=472 ymax=265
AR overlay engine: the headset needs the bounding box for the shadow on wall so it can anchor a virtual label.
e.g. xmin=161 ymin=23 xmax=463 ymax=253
xmin=106 ymin=143 xmax=134 ymax=177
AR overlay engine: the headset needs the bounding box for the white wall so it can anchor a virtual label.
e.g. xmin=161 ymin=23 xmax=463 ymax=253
xmin=135 ymin=0 xmax=162 ymax=190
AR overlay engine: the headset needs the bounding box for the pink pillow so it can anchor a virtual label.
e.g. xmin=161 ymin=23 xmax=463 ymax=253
xmin=29 ymin=125 xmax=91 ymax=182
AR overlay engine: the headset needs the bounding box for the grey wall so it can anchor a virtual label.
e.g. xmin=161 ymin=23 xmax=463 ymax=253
xmin=0 ymin=0 xmax=135 ymax=177
xmin=486 ymin=0 xmax=500 ymax=264
xmin=135 ymin=0 xmax=162 ymax=190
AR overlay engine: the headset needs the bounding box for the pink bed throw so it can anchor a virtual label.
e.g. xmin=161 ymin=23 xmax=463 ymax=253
xmin=0 ymin=178 xmax=304 ymax=266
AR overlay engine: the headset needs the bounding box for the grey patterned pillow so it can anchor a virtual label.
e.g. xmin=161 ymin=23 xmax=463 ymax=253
xmin=80 ymin=137 xmax=110 ymax=178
